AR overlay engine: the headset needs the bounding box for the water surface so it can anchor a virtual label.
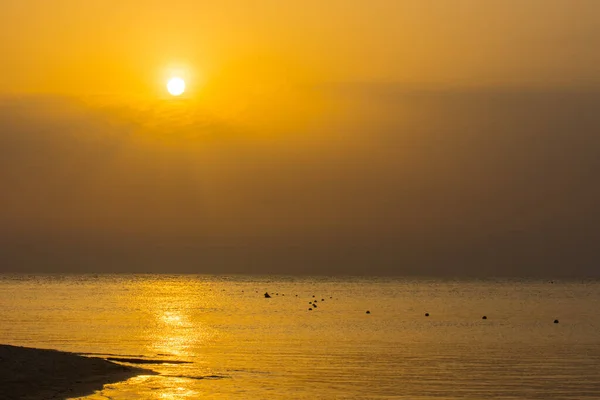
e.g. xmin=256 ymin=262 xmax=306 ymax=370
xmin=1 ymin=275 xmax=599 ymax=399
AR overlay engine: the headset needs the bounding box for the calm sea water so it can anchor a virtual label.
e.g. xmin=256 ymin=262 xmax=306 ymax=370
xmin=0 ymin=275 xmax=599 ymax=399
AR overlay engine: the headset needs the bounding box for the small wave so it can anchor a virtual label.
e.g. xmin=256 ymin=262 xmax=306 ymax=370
xmin=81 ymin=352 xmax=147 ymax=358
xmin=105 ymin=357 xmax=192 ymax=365
xmin=162 ymin=374 xmax=229 ymax=380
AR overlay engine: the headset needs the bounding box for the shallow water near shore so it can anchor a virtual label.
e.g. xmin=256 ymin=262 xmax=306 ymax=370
xmin=1 ymin=274 xmax=599 ymax=399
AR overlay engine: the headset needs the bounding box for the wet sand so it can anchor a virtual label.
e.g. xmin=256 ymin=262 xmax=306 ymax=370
xmin=0 ymin=344 xmax=154 ymax=400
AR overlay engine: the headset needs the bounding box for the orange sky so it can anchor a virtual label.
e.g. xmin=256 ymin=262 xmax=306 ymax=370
xmin=1 ymin=0 xmax=599 ymax=96
xmin=1 ymin=1 xmax=600 ymax=275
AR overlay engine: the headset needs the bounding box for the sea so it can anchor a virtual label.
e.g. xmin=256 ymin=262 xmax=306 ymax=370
xmin=1 ymin=274 xmax=599 ymax=399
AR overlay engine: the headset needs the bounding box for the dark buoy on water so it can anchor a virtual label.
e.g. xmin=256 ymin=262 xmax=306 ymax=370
xmin=425 ymin=313 xmax=430 ymax=317
xmin=366 ymin=310 xmax=371 ymax=314
xmin=264 ymin=292 xmax=271 ymax=298
xmin=482 ymin=316 xmax=487 ymax=320
xmin=554 ymin=319 xmax=559 ymax=324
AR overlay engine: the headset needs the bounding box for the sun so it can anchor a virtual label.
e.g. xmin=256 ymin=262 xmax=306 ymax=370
xmin=167 ymin=77 xmax=185 ymax=96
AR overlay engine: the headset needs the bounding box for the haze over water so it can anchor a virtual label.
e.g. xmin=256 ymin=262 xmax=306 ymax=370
xmin=1 ymin=274 xmax=599 ymax=399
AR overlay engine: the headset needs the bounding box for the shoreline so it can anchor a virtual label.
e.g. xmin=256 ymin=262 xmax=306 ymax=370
xmin=0 ymin=344 xmax=154 ymax=400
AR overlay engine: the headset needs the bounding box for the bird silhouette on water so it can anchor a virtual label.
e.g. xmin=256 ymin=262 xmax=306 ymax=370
xmin=264 ymin=292 xmax=271 ymax=298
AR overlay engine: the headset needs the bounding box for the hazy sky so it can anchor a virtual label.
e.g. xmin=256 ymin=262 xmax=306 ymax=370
xmin=1 ymin=1 xmax=599 ymax=276
xmin=2 ymin=0 xmax=600 ymax=94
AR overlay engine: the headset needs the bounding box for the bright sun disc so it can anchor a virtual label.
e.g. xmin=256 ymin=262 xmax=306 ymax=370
xmin=167 ymin=77 xmax=185 ymax=96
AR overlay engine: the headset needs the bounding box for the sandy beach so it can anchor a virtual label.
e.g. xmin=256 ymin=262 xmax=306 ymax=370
xmin=0 ymin=344 xmax=153 ymax=400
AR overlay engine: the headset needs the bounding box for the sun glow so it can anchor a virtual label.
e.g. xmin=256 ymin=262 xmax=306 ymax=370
xmin=167 ymin=77 xmax=186 ymax=96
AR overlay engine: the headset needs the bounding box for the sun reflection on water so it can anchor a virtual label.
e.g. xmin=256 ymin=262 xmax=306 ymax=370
xmin=161 ymin=311 xmax=184 ymax=326
xmin=157 ymin=380 xmax=198 ymax=399
xmin=100 ymin=279 xmax=224 ymax=399
xmin=139 ymin=283 xmax=218 ymax=357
